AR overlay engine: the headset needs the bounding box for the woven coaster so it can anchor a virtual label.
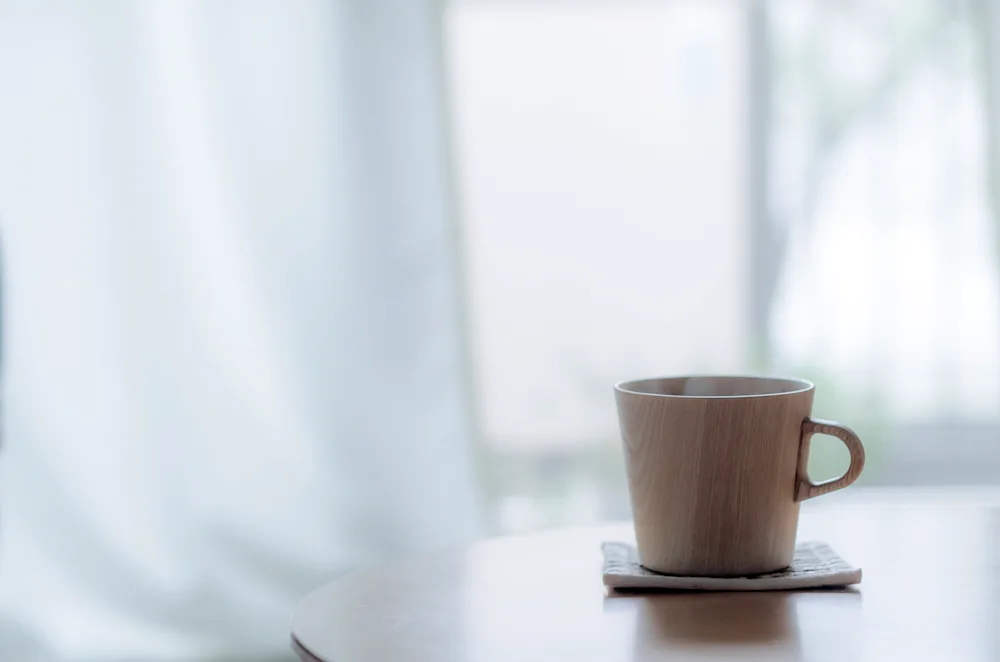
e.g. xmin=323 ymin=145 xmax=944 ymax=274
xmin=603 ymin=541 xmax=861 ymax=591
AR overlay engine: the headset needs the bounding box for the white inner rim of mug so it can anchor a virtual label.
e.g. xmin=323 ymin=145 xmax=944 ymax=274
xmin=615 ymin=375 xmax=814 ymax=398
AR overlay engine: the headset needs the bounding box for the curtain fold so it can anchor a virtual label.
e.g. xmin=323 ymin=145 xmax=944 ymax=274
xmin=0 ymin=1 xmax=480 ymax=659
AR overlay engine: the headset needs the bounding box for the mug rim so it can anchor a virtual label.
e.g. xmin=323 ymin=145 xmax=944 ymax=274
xmin=614 ymin=374 xmax=815 ymax=399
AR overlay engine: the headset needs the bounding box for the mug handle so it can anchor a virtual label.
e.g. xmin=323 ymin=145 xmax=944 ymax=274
xmin=795 ymin=418 xmax=866 ymax=501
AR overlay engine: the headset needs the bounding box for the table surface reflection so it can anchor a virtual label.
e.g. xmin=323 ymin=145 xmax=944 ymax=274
xmin=292 ymin=498 xmax=1000 ymax=661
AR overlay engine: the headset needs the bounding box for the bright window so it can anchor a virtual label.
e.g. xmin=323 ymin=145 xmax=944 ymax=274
xmin=447 ymin=0 xmax=1000 ymax=533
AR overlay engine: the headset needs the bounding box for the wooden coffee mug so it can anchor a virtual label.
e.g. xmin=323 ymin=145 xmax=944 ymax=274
xmin=614 ymin=375 xmax=864 ymax=577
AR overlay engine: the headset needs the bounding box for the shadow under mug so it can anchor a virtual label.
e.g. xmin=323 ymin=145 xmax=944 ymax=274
xmin=614 ymin=375 xmax=864 ymax=577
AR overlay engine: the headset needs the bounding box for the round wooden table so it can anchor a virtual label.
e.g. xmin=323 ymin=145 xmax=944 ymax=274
xmin=291 ymin=497 xmax=1000 ymax=661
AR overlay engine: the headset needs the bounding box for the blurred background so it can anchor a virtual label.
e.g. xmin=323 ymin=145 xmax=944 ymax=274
xmin=0 ymin=0 xmax=997 ymax=660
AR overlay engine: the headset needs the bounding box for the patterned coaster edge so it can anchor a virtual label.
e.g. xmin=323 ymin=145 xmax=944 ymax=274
xmin=601 ymin=541 xmax=861 ymax=592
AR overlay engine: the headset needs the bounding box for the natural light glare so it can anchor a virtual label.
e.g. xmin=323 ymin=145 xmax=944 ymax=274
xmin=448 ymin=4 xmax=748 ymax=448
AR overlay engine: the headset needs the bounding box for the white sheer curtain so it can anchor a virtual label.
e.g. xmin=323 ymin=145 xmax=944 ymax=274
xmin=0 ymin=1 xmax=480 ymax=660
